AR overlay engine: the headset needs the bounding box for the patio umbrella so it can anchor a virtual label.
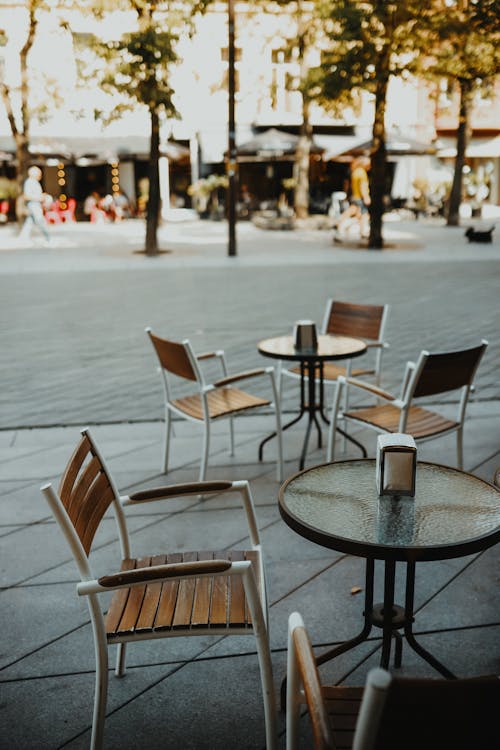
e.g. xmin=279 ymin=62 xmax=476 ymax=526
xmin=237 ymin=128 xmax=323 ymax=158
xmin=340 ymin=136 xmax=437 ymax=159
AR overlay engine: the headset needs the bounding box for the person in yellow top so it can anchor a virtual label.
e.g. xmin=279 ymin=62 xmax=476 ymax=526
xmin=336 ymin=156 xmax=371 ymax=239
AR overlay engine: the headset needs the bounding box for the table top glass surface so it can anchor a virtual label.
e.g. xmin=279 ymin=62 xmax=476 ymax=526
xmin=279 ymin=460 xmax=500 ymax=560
xmin=258 ymin=334 xmax=367 ymax=361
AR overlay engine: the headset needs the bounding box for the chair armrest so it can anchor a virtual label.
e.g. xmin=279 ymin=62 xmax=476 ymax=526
xmin=196 ymin=350 xmax=225 ymax=361
xmin=122 ymin=480 xmax=234 ymax=505
xmin=365 ymin=341 xmax=390 ymax=349
xmin=99 ymin=559 xmax=232 ymax=587
xmin=341 ymin=375 xmax=396 ymax=401
xmin=213 ymin=367 xmax=268 ymax=387
xmin=77 ymin=559 xmax=234 ymax=595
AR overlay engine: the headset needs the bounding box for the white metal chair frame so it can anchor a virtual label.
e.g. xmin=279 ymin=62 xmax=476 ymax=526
xmin=280 ymin=300 xmax=390 ymax=412
xmin=327 ymin=340 xmax=488 ymax=468
xmin=286 ymin=612 xmax=390 ymax=750
xmin=146 ymin=327 xmax=283 ymax=482
xmin=41 ymin=429 xmax=277 ymax=750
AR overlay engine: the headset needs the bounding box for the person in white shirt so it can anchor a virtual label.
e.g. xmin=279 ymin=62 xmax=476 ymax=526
xmin=19 ymin=166 xmax=51 ymax=244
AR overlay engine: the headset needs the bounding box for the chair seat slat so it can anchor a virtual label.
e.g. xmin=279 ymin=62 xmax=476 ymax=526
xmin=172 ymin=552 xmax=198 ymax=629
xmin=209 ymin=549 xmax=229 ymax=627
xmin=345 ymin=404 xmax=457 ymax=438
xmin=153 ymin=553 xmax=183 ymax=630
xmin=115 ymin=556 xmax=150 ymax=634
xmin=105 ymin=549 xmax=260 ymax=637
xmin=105 ymin=558 xmax=136 ymax=635
xmin=191 ymin=551 xmax=214 ymax=628
xmin=172 ymin=389 xmax=270 ymax=421
xmin=135 ymin=554 xmax=166 ymax=632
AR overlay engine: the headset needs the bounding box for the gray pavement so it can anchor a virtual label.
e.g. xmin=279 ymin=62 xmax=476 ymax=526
xmin=1 ymin=214 xmax=499 ymax=749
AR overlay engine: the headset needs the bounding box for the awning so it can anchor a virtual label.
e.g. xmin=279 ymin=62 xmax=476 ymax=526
xmin=331 ymin=136 xmax=437 ymax=161
xmin=0 ymin=136 xmax=189 ymax=163
xmin=314 ymin=134 xmax=367 ymax=161
xmin=436 ymin=135 xmax=500 ymax=159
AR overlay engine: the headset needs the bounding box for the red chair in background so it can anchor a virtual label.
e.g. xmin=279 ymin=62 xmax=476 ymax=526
xmin=58 ymin=198 xmax=76 ymax=223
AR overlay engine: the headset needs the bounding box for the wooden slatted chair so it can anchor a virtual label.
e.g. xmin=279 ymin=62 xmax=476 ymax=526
xmin=286 ymin=612 xmax=500 ymax=750
xmin=327 ymin=340 xmax=488 ymax=469
xmin=281 ymin=301 xmax=390 ymax=409
xmin=41 ymin=429 xmax=277 ymax=750
xmin=146 ymin=328 xmax=283 ymax=481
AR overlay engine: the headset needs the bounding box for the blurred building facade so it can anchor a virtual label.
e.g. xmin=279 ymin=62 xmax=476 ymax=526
xmin=0 ymin=1 xmax=498 ymax=217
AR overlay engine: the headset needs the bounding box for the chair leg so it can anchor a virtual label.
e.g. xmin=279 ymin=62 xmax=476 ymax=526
xmin=271 ymin=375 xmax=284 ymax=482
xmin=243 ymin=570 xmax=278 ymax=750
xmin=327 ymin=381 xmax=342 ymax=462
xmin=89 ymin=601 xmax=109 ymax=750
xmin=199 ymin=420 xmax=210 ymax=481
xmin=115 ymin=643 xmax=127 ymax=677
xmin=457 ymin=427 xmax=463 ymax=470
xmin=286 ymin=625 xmax=301 ymax=750
xmin=229 ymin=416 xmax=235 ymax=456
xmin=163 ymin=407 xmax=172 ymax=474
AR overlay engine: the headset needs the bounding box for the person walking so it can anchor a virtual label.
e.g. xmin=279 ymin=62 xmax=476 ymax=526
xmin=336 ymin=156 xmax=371 ymax=239
xmin=19 ymin=166 xmax=51 ymax=245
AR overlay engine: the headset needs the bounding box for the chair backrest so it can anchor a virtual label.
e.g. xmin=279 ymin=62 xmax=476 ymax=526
xmin=289 ymin=613 xmax=500 ymax=750
xmin=410 ymin=340 xmax=488 ymax=399
xmin=147 ymin=328 xmax=197 ymax=381
xmin=323 ymin=301 xmax=388 ymax=341
xmin=47 ymin=430 xmax=127 ymax=560
xmin=367 ymin=673 xmax=500 ymax=750
xmin=288 ymin=613 xmax=334 ymax=749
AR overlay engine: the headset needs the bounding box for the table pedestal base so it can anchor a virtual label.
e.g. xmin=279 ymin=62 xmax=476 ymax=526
xmin=280 ymin=557 xmax=456 ymax=709
xmin=259 ymin=360 xmax=367 ymax=470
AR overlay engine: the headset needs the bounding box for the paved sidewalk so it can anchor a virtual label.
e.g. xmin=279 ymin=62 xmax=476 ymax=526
xmin=0 ymin=214 xmax=499 ymax=749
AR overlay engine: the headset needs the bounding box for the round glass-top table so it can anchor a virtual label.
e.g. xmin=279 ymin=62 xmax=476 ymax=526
xmin=279 ymin=459 xmax=500 ymax=679
xmin=258 ymin=334 xmax=367 ymax=469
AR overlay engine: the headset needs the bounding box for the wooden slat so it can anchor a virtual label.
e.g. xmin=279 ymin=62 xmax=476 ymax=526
xmin=66 ymin=455 xmax=101 ymax=522
xmin=293 ymin=625 xmax=334 ymax=750
xmin=58 ymin=433 xmax=93 ymax=506
xmin=289 ymin=363 xmax=374 ymax=381
xmin=345 ymin=404 xmax=457 ymax=439
xmin=135 ymin=554 xmax=166 ymax=633
xmin=154 ymin=553 xmax=182 ymax=630
xmin=209 ymin=549 xmax=229 ymax=627
xmin=105 ymin=558 xmax=136 ymax=637
xmin=191 ymin=551 xmax=214 ymax=628
xmin=77 ymin=479 xmax=115 ymax=555
xmin=228 ymin=550 xmax=246 ymax=627
xmin=115 ymin=556 xmax=150 ymax=635
xmin=172 ymin=388 xmax=269 ymax=421
xmin=172 ymin=551 xmax=198 ymax=629
xmin=148 ymin=333 xmax=197 ymax=380
xmin=327 ymin=301 xmax=384 ymax=341
xmin=413 ymin=344 xmax=485 ymax=398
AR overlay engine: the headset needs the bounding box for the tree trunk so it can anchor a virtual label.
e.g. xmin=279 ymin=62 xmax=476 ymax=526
xmin=293 ymin=0 xmax=311 ymax=219
xmin=368 ymin=53 xmax=389 ymax=250
xmin=293 ymin=99 xmax=311 ymax=219
xmin=15 ymin=137 xmax=30 ymax=222
xmin=447 ymin=78 xmax=472 ymax=227
xmin=145 ymin=107 xmax=160 ymax=255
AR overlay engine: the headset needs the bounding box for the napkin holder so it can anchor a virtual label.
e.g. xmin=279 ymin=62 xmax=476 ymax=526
xmin=293 ymin=320 xmax=318 ymax=352
xmin=376 ymin=433 xmax=417 ymax=497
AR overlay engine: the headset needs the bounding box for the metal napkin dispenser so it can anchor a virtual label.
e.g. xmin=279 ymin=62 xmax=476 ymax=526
xmin=376 ymin=433 xmax=417 ymax=497
xmin=293 ymin=320 xmax=318 ymax=352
